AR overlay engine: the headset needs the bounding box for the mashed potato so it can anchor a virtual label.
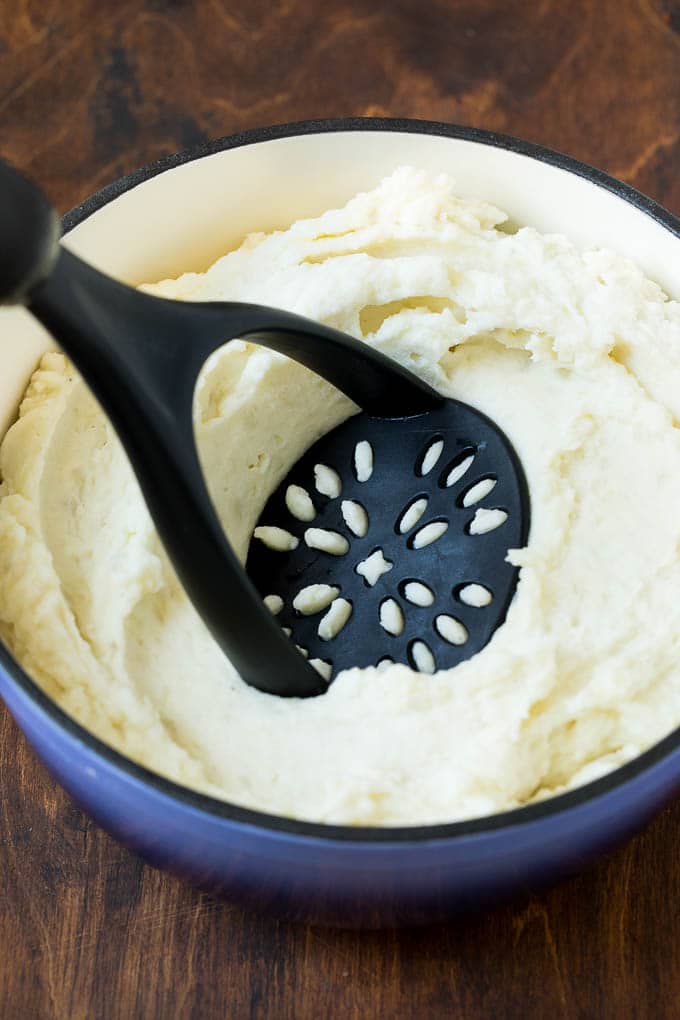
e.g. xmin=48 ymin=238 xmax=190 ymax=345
xmin=1 ymin=167 xmax=680 ymax=825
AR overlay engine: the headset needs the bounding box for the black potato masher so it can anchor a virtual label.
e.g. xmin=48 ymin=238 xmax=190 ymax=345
xmin=0 ymin=158 xmax=529 ymax=697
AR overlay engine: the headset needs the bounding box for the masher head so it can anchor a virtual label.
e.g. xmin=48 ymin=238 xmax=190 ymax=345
xmin=247 ymin=399 xmax=530 ymax=683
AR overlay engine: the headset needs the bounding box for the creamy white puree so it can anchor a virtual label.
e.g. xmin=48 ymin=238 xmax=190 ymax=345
xmin=2 ymin=167 xmax=680 ymax=825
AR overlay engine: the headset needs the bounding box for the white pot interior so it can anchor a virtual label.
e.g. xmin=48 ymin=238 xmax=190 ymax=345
xmin=1 ymin=128 xmax=678 ymax=438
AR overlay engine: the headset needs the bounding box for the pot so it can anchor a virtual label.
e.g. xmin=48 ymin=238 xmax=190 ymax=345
xmin=1 ymin=119 xmax=679 ymax=928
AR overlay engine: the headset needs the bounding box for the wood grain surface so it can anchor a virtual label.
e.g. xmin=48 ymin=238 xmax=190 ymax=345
xmin=1 ymin=1 xmax=680 ymax=1017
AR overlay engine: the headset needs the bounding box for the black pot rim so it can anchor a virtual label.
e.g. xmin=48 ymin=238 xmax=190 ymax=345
xmin=4 ymin=116 xmax=680 ymax=845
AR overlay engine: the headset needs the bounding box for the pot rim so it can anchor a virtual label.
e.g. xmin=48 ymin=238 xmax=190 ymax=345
xmin=4 ymin=116 xmax=679 ymax=845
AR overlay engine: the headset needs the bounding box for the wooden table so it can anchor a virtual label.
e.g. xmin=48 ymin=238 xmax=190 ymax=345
xmin=1 ymin=1 xmax=679 ymax=1016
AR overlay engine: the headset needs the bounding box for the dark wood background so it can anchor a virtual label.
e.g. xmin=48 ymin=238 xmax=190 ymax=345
xmin=1 ymin=1 xmax=680 ymax=1016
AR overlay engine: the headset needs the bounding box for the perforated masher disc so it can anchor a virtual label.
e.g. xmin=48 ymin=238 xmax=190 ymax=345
xmin=246 ymin=401 xmax=530 ymax=685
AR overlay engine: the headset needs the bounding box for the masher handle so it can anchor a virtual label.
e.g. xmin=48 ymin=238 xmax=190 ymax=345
xmin=2 ymin=157 xmax=443 ymax=698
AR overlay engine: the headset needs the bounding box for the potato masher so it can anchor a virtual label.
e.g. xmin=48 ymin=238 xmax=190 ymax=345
xmin=0 ymin=158 xmax=529 ymax=697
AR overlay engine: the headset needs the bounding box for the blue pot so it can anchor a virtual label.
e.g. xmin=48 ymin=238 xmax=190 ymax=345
xmin=2 ymin=120 xmax=679 ymax=927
